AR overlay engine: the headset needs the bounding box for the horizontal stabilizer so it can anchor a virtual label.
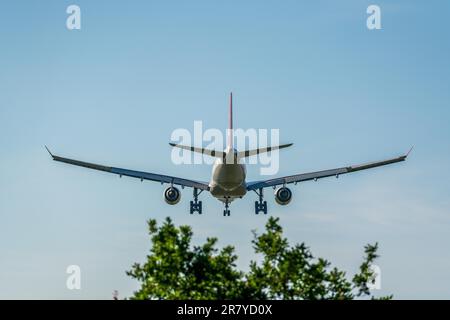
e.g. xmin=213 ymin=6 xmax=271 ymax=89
xmin=169 ymin=143 xmax=225 ymax=158
xmin=238 ymin=143 xmax=293 ymax=158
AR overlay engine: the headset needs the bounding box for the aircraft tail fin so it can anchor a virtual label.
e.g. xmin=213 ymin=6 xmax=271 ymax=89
xmin=227 ymin=92 xmax=233 ymax=149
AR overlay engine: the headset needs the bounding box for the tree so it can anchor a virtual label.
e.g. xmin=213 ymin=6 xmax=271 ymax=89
xmin=127 ymin=217 xmax=390 ymax=300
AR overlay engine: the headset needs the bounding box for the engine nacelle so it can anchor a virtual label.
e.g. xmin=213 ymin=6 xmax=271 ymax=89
xmin=164 ymin=186 xmax=181 ymax=205
xmin=274 ymin=187 xmax=292 ymax=205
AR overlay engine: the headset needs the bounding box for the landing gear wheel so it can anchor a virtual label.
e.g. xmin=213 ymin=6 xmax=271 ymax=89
xmin=254 ymin=188 xmax=268 ymax=215
xmin=190 ymin=188 xmax=203 ymax=215
xmin=255 ymin=201 xmax=267 ymax=215
xmin=190 ymin=200 xmax=202 ymax=214
xmin=223 ymin=197 xmax=231 ymax=217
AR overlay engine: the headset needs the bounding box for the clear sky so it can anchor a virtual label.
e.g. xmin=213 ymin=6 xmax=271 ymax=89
xmin=0 ymin=0 xmax=449 ymax=299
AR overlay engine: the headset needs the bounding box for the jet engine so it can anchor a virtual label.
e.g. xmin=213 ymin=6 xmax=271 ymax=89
xmin=164 ymin=186 xmax=181 ymax=205
xmin=274 ymin=187 xmax=292 ymax=205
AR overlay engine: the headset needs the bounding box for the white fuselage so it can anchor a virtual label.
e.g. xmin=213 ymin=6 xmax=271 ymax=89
xmin=209 ymin=148 xmax=247 ymax=203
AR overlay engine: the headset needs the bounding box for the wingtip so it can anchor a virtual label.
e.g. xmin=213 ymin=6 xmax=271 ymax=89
xmin=169 ymin=142 xmax=176 ymax=147
xmin=281 ymin=143 xmax=294 ymax=148
xmin=44 ymin=145 xmax=54 ymax=158
xmin=406 ymin=146 xmax=414 ymax=157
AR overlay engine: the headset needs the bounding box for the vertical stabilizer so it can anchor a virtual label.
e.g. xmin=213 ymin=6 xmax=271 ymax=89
xmin=227 ymin=92 xmax=233 ymax=149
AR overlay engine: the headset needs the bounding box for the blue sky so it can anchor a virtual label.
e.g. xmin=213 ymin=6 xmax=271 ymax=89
xmin=0 ymin=0 xmax=449 ymax=299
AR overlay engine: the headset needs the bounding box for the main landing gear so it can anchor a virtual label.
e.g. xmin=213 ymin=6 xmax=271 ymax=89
xmin=223 ymin=197 xmax=231 ymax=216
xmin=190 ymin=188 xmax=203 ymax=214
xmin=254 ymin=188 xmax=268 ymax=215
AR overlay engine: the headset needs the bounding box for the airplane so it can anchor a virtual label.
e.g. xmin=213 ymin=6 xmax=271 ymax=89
xmin=46 ymin=93 xmax=411 ymax=216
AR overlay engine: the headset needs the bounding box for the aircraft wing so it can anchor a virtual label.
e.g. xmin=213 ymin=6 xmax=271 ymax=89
xmin=45 ymin=147 xmax=210 ymax=191
xmin=246 ymin=148 xmax=412 ymax=191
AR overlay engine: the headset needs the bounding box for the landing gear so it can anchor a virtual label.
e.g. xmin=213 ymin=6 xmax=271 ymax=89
xmin=254 ymin=188 xmax=268 ymax=215
xmin=223 ymin=197 xmax=231 ymax=216
xmin=190 ymin=188 xmax=203 ymax=214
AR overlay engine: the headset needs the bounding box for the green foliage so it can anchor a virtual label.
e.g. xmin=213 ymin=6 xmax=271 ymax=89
xmin=127 ymin=217 xmax=390 ymax=300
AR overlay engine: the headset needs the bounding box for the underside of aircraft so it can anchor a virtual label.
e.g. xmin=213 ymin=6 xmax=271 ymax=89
xmin=46 ymin=93 xmax=411 ymax=216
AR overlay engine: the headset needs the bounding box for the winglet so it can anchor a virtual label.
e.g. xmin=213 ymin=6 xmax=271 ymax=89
xmin=45 ymin=145 xmax=54 ymax=158
xmin=406 ymin=146 xmax=414 ymax=158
